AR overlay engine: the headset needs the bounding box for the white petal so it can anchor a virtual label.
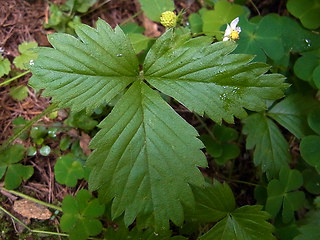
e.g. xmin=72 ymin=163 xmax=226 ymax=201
xmin=236 ymin=26 xmax=241 ymax=33
xmin=223 ymin=36 xmax=229 ymax=41
xmin=224 ymin=24 xmax=232 ymax=36
xmin=230 ymin=17 xmax=239 ymax=29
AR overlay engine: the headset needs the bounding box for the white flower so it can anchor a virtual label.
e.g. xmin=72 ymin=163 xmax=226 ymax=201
xmin=223 ymin=17 xmax=241 ymax=41
xmin=29 ymin=60 xmax=34 ymax=66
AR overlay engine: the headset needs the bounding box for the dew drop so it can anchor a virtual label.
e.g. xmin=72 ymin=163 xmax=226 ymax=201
xmin=305 ymin=39 xmax=311 ymax=47
xmin=220 ymin=93 xmax=227 ymax=100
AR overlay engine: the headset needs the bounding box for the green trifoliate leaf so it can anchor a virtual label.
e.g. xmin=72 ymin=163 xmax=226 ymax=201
xmin=186 ymin=181 xmax=236 ymax=222
xmin=268 ymin=94 xmax=315 ymax=139
xmin=0 ymin=58 xmax=11 ymax=77
xmin=29 ymin=19 xmax=139 ymax=113
xmin=200 ymin=205 xmax=275 ymax=240
xmin=287 ymin=0 xmax=320 ymax=29
xmin=0 ymin=144 xmax=34 ymax=189
xmin=54 ymin=154 xmax=85 ymax=187
xmin=13 ymin=42 xmax=38 ymax=70
xmin=300 ymin=135 xmax=320 ymax=174
xmin=139 ymin=0 xmax=174 ymax=22
xmin=242 ymin=113 xmax=291 ymax=179
xmin=29 ymin=19 xmax=288 ymax=231
xmin=144 ymin=29 xmax=288 ymax=124
xmin=60 ymin=189 xmax=105 ymax=240
xmin=87 ymin=81 xmax=207 ymax=231
xmin=266 ymin=167 xmax=305 ymax=223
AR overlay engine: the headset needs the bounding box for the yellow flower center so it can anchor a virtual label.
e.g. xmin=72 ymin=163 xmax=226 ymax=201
xmin=230 ymin=30 xmax=240 ymax=40
xmin=160 ymin=11 xmax=177 ymax=28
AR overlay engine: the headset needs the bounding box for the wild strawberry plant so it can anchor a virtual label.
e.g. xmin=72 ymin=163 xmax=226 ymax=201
xmin=29 ymin=15 xmax=287 ymax=235
xmin=1 ymin=0 xmax=320 ymax=239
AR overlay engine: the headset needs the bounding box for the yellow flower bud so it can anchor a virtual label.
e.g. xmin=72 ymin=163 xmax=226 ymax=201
xmin=160 ymin=11 xmax=177 ymax=28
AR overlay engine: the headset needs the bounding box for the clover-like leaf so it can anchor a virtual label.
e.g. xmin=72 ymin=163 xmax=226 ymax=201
xmin=60 ymin=189 xmax=105 ymax=240
xmin=201 ymin=125 xmax=239 ymax=165
xmin=0 ymin=58 xmax=11 ymax=78
xmin=268 ymin=94 xmax=316 ymax=139
xmin=242 ymin=113 xmax=291 ymax=179
xmin=234 ymin=15 xmax=284 ymax=62
xmin=139 ymin=0 xmax=174 ymax=22
xmin=29 ymin=19 xmax=139 ymax=113
xmin=29 ymin=20 xmax=287 ymax=231
xmin=144 ymin=29 xmax=288 ymax=124
xmin=266 ymin=167 xmax=305 ymax=223
xmin=300 ymin=135 xmax=320 ymax=174
xmin=13 ymin=42 xmax=38 ymax=70
xmin=0 ymin=144 xmax=34 ymax=189
xmin=54 ymin=154 xmax=85 ymax=187
xmin=294 ymin=50 xmax=320 ymax=89
xmin=303 ymin=169 xmax=320 ymax=194
xmin=287 ymin=0 xmax=320 ymax=29
xmin=308 ymin=108 xmax=320 ymax=135
xmin=199 ymin=205 xmax=275 ymax=240
xmin=202 ymin=0 xmax=247 ymax=37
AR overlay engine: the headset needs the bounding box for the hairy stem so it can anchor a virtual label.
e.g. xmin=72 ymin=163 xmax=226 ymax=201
xmin=0 ymin=102 xmax=59 ymax=151
xmin=0 ymin=188 xmax=62 ymax=212
xmin=0 ymin=70 xmax=31 ymax=87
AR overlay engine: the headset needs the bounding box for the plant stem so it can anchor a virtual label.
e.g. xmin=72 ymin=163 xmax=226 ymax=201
xmin=249 ymin=0 xmax=260 ymax=15
xmin=226 ymin=178 xmax=259 ymax=187
xmin=0 ymin=205 xmax=32 ymax=231
xmin=0 ymin=102 xmax=59 ymax=151
xmin=120 ymin=10 xmax=143 ymax=26
xmin=0 ymin=70 xmax=31 ymax=87
xmin=0 ymin=188 xmax=62 ymax=212
xmin=31 ymin=229 xmax=68 ymax=237
xmin=0 ymin=205 xmax=69 ymax=237
xmin=194 ymin=113 xmax=217 ymax=141
xmin=82 ymin=0 xmax=111 ymax=16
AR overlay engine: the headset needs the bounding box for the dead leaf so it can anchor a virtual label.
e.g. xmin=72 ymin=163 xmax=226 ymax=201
xmin=13 ymin=199 xmax=52 ymax=220
xmin=79 ymin=132 xmax=91 ymax=156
